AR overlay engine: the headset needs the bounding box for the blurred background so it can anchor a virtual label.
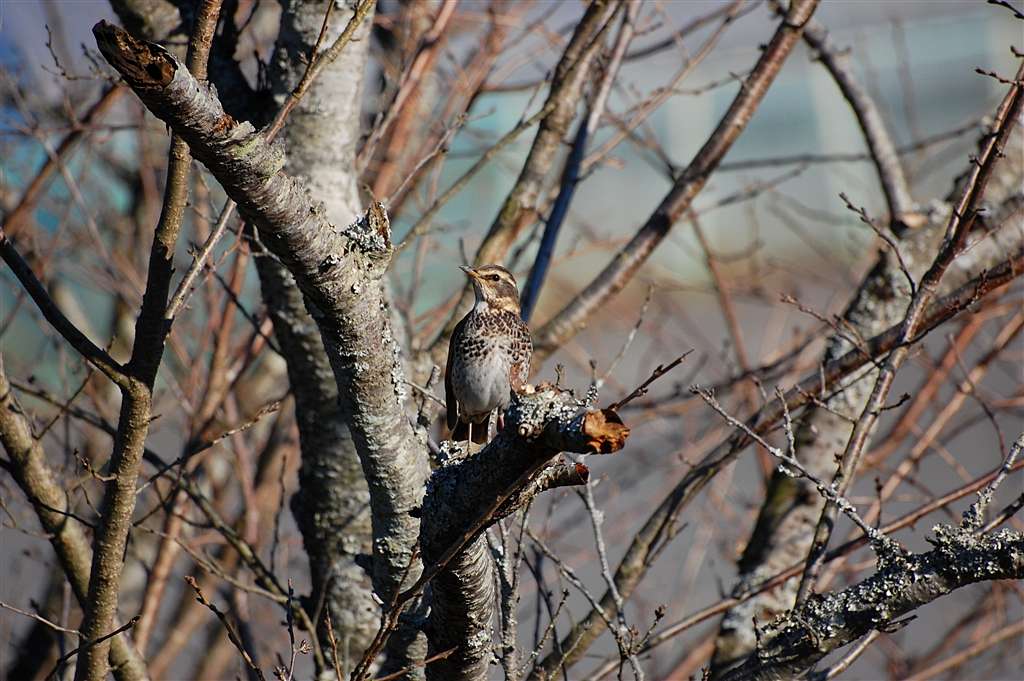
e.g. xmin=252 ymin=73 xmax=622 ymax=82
xmin=2 ymin=1 xmax=1022 ymax=679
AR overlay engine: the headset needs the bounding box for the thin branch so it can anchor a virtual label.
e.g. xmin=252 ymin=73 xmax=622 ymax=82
xmin=264 ymin=0 xmax=375 ymax=141
xmin=960 ymin=432 xmax=1024 ymax=531
xmin=0 ymin=600 xmax=78 ymax=634
xmin=693 ymin=386 xmax=895 ymax=549
xmin=799 ymin=9 xmax=920 ymax=229
xmin=184 ymin=576 xmax=266 ymax=681
xmin=533 ymin=0 xmax=821 ymax=362
xmin=532 ymin=241 xmax=1024 ymax=678
xmin=75 ymin=6 xmax=225 ymax=677
xmin=48 ymin=617 xmax=141 ymax=681
xmin=608 ymin=350 xmax=693 ymax=411
xmin=0 ymin=233 xmax=127 ymax=385
xmin=794 ymin=62 xmax=1024 ymax=604
xmin=719 ymin=529 xmax=1024 ymax=681
xmin=987 ymin=0 xmax=1024 ymax=21
xmin=904 ymin=619 xmax=1024 ymax=681
xmin=1 ymin=86 xmax=124 ymax=239
xmin=520 ymin=0 xmax=641 ymax=321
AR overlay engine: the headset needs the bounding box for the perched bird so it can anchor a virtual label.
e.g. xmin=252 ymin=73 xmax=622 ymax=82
xmin=446 ymin=264 xmax=533 ymax=444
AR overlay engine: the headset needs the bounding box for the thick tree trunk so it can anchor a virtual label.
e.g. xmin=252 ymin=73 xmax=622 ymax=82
xmin=92 ymin=21 xmax=432 ymax=675
xmin=262 ymin=1 xmax=381 ymax=673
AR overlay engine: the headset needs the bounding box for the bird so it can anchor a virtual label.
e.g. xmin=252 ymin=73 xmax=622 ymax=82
xmin=446 ymin=264 xmax=533 ymax=444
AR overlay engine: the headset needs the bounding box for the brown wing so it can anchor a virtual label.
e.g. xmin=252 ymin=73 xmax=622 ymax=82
xmin=509 ymin=316 xmax=533 ymax=392
xmin=445 ymin=315 xmax=467 ymax=431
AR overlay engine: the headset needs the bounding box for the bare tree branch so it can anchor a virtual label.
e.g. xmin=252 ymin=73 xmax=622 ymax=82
xmin=90 ymin=18 xmax=430 ymax=670
xmin=794 ymin=61 xmax=1024 ymax=604
xmin=798 ymin=10 xmax=922 ymax=230
xmin=533 ymin=236 xmax=1023 ymax=677
xmin=75 ymin=5 xmax=223 ymax=678
xmin=719 ymin=527 xmax=1024 ymax=681
xmin=0 ymin=362 xmax=149 ymax=681
xmin=428 ymin=0 xmax=620 ymax=360
xmin=420 ymin=390 xmax=629 ymax=681
xmin=261 ymin=0 xmax=384 ymax=673
xmin=532 ymin=0 xmax=821 ymax=362
xmin=714 ymin=118 xmax=1024 ymax=675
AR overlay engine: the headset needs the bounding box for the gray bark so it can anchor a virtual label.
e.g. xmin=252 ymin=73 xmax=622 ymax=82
xmin=260 ymin=0 xmax=381 ymax=672
xmin=92 ymin=18 xmax=431 ymax=672
xmin=257 ymin=260 xmax=379 ymax=670
xmin=421 ymin=392 xmax=629 ymax=681
xmin=718 ymin=527 xmax=1024 ymax=681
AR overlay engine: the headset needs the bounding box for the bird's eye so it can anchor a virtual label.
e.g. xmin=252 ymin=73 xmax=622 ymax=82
xmin=488 ymin=274 xmax=500 ymax=281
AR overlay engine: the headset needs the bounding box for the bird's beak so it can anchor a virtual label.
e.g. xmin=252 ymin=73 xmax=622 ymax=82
xmin=460 ymin=265 xmax=480 ymax=280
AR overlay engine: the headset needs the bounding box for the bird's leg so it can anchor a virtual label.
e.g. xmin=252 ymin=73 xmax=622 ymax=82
xmin=496 ymin=412 xmax=505 ymax=434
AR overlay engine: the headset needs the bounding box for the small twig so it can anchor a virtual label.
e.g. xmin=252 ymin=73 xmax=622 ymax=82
xmin=371 ymin=647 xmax=458 ymax=681
xmin=526 ymin=529 xmax=615 ymax=630
xmin=325 ymin=610 xmax=344 ymax=681
xmin=979 ymin=492 xmax=1024 ymax=534
xmin=809 ymin=631 xmax=881 ymax=680
xmin=0 ymin=600 xmax=78 ymax=634
xmin=779 ymin=292 xmax=880 ymax=370
xmin=839 ymin=191 xmax=916 ymax=296
xmin=274 ymin=579 xmax=310 ymax=681
xmin=165 ymin=200 xmax=238 ymax=320
xmin=961 ymin=432 xmax=1024 ymax=531
xmin=406 ymin=376 xmax=445 ymax=409
xmin=265 ymin=0 xmax=374 ymax=141
xmin=987 ymin=0 xmax=1024 ymax=21
xmin=608 ymin=350 xmax=693 ymax=411
xmin=975 ymin=67 xmax=1024 ymax=86
xmin=520 ymin=589 xmax=570 ymax=678
xmin=594 ymin=285 xmax=655 ymax=393
xmin=692 ymin=385 xmax=898 ymax=551
xmin=46 ymin=616 xmax=140 ymax=680
xmin=136 ymin=397 xmax=285 ymax=494
xmin=385 ymin=114 xmax=465 ymax=208
xmin=520 ymin=0 xmax=641 ymax=321
xmin=184 ymin=575 xmax=266 ymax=681
xmin=578 ymin=482 xmax=645 ymax=680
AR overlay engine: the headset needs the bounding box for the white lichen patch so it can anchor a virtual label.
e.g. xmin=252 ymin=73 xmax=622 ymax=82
xmin=505 ymin=390 xmax=585 ymax=443
xmin=339 ymin=203 xmax=391 ymax=254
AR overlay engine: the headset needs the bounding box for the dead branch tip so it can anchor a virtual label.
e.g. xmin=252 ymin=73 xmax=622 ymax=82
xmin=93 ymin=20 xmax=175 ymax=87
xmin=582 ymin=409 xmax=630 ymax=454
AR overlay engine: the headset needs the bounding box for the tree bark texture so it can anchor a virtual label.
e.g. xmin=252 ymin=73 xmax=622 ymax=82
xmin=421 ymin=390 xmax=629 ymax=681
xmin=261 ymin=0 xmax=382 ymax=670
xmin=718 ymin=528 xmax=1024 ymax=681
xmin=92 ymin=18 xmax=430 ymax=670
